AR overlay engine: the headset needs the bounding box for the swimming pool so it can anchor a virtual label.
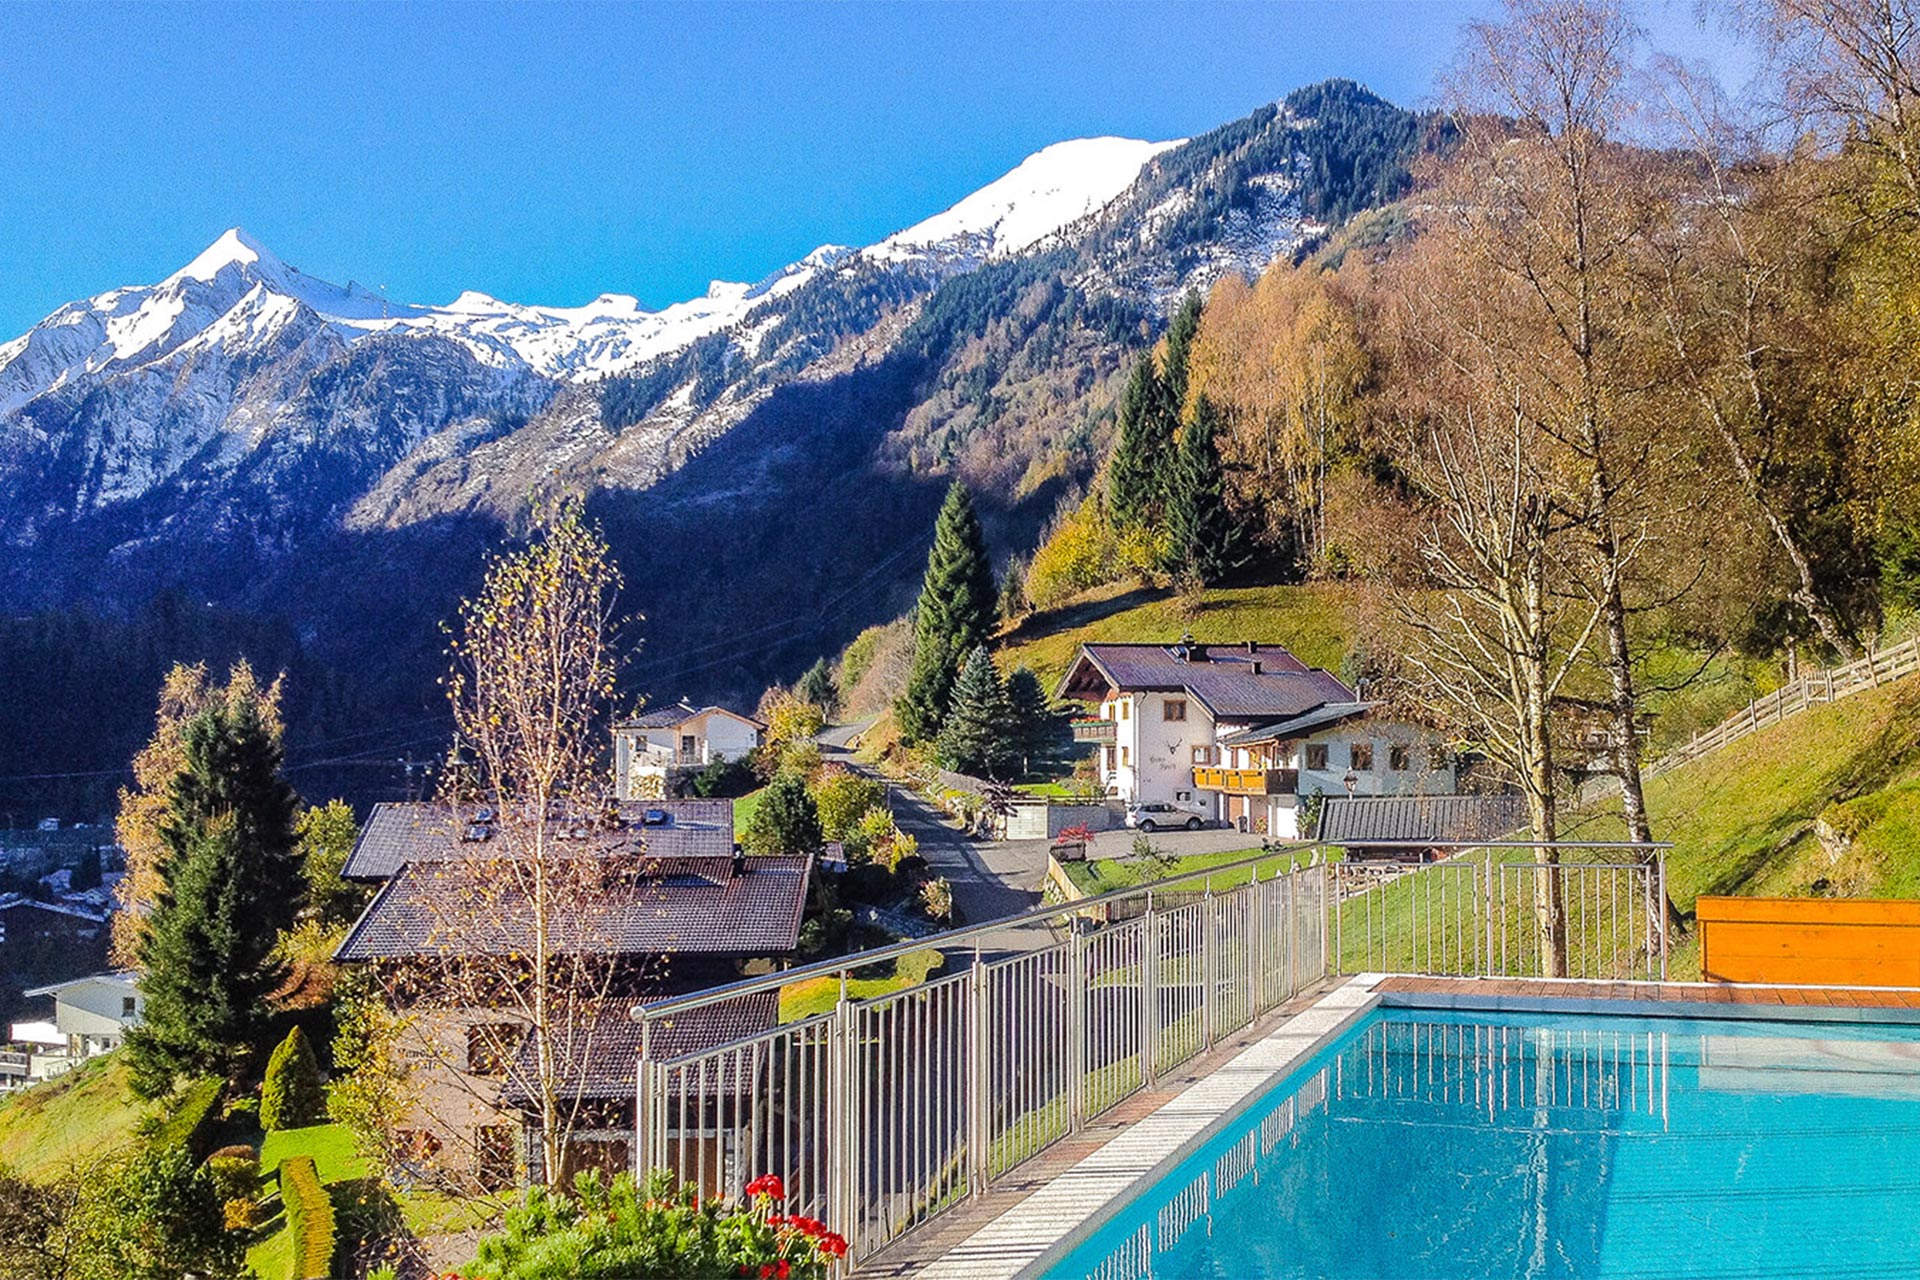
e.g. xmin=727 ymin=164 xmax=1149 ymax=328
xmin=1046 ymin=1008 xmax=1920 ymax=1279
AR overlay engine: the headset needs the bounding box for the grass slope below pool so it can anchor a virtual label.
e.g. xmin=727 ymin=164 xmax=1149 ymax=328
xmin=778 ymin=950 xmax=945 ymax=1022
xmin=0 ymin=1054 xmax=156 ymax=1180
xmin=1572 ymin=671 xmax=1920 ymax=977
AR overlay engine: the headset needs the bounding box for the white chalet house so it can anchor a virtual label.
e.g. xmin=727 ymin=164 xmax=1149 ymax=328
xmin=1059 ymin=641 xmax=1459 ymax=837
xmin=614 ymin=701 xmax=765 ymax=800
xmin=17 ymin=971 xmax=143 ymax=1060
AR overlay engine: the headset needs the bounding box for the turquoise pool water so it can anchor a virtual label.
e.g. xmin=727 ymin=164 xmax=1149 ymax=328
xmin=1048 ymin=1008 xmax=1920 ymax=1279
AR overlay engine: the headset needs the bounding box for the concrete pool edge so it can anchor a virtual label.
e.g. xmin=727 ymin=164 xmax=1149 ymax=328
xmin=1373 ymin=975 xmax=1920 ymax=1025
xmin=912 ymin=975 xmax=1386 ymax=1280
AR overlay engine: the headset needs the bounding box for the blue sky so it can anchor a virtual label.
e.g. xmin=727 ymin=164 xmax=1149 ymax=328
xmin=1 ymin=1 xmax=1750 ymax=337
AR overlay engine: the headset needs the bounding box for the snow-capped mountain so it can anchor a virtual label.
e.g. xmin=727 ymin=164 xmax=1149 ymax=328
xmin=0 ymin=81 xmax=1430 ymax=745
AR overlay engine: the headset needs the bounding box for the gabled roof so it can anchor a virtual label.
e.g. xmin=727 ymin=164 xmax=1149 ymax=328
xmin=617 ymin=701 xmax=765 ymax=732
xmin=1319 ymin=794 xmax=1527 ymax=846
xmin=0 ymin=894 xmax=108 ymax=924
xmin=1058 ymin=642 xmax=1355 ymax=720
xmin=341 ymin=799 xmax=735 ymax=881
xmin=1216 ymin=702 xmax=1374 ymax=746
xmin=334 ymin=853 xmax=811 ymax=963
xmin=499 ymin=992 xmax=780 ymax=1105
xmin=23 ymin=970 xmax=139 ymax=999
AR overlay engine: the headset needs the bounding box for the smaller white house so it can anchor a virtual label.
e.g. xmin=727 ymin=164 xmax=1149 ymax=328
xmin=19 ymin=971 xmax=144 ymax=1060
xmin=614 ymin=701 xmax=765 ymax=800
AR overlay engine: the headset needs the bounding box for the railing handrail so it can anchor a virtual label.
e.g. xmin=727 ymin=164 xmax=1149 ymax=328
xmin=630 ymin=837 xmax=1669 ymax=1022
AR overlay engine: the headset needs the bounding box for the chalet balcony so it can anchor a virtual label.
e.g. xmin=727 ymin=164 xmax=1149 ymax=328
xmin=1192 ymin=765 xmax=1297 ymax=796
xmin=1071 ymin=718 xmax=1117 ymax=745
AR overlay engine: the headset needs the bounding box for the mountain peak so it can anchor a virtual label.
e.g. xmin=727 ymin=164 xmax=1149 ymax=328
xmin=166 ymin=227 xmax=283 ymax=286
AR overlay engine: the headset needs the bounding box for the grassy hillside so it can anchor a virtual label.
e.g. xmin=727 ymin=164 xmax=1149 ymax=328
xmin=1570 ymin=671 xmax=1920 ymax=977
xmin=997 ymin=581 xmax=1361 ymax=691
xmin=0 ymin=1054 xmax=156 ymax=1180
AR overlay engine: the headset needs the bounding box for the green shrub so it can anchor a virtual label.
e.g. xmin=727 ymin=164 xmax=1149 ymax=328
xmin=261 ymin=1026 xmax=326 ymax=1131
xmin=812 ymin=769 xmax=886 ymax=841
xmin=69 ymin=1144 xmax=245 ymax=1280
xmin=279 ymin=1155 xmax=336 ymax=1280
xmin=143 ymin=1076 xmax=224 ymax=1158
xmin=465 ymin=1169 xmax=845 ymax=1280
xmin=204 ymin=1147 xmax=261 ymax=1230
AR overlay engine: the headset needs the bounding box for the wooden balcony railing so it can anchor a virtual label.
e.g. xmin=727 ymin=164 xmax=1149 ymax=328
xmin=1071 ymin=718 xmax=1117 ymax=745
xmin=1192 ymin=766 xmax=1297 ymax=796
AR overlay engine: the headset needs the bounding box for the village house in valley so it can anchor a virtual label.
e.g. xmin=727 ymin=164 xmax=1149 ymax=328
xmin=1061 ymin=640 xmax=1460 ymax=837
xmin=613 ymin=701 xmax=764 ymax=800
xmin=333 ymin=797 xmax=810 ymax=1188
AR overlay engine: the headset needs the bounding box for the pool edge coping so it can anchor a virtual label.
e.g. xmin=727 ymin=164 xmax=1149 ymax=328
xmin=912 ymin=974 xmax=1387 ymax=1280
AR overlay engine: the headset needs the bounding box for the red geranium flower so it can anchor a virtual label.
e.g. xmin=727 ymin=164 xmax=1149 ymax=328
xmin=776 ymin=1262 xmax=791 ymax=1280
xmin=745 ymin=1174 xmax=787 ymax=1201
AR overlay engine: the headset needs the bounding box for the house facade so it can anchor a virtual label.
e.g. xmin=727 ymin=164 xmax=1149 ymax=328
xmin=333 ymin=796 xmax=809 ymax=1189
xmin=18 ymin=971 xmax=143 ymax=1058
xmin=1060 ymin=641 xmax=1459 ymax=838
xmin=613 ymin=702 xmax=764 ymax=800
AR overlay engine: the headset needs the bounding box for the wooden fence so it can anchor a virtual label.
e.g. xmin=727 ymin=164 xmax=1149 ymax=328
xmin=1698 ymin=895 xmax=1920 ymax=987
xmin=1646 ymin=635 xmax=1920 ymax=779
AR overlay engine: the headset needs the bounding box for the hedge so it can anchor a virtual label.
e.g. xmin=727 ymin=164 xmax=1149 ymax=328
xmin=145 ymin=1076 xmax=225 ymax=1158
xmin=279 ymin=1155 xmax=336 ymax=1280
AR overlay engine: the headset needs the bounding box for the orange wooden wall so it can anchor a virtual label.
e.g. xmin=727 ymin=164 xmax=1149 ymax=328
xmin=1697 ymin=896 xmax=1920 ymax=987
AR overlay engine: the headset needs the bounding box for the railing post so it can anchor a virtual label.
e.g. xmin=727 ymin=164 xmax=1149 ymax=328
xmin=1329 ymin=857 xmax=1343 ymax=977
xmin=828 ymin=975 xmax=855 ymax=1251
xmin=1251 ymin=867 xmax=1270 ymax=1012
xmin=1656 ymin=853 xmax=1670 ymax=983
xmin=1480 ymin=855 xmax=1495 ymax=978
xmin=967 ymin=945 xmax=989 ymax=1196
xmin=1141 ymin=893 xmax=1160 ymax=1087
xmin=1202 ymin=887 xmax=1217 ymax=1050
xmin=1066 ymin=924 xmax=1087 ymax=1129
xmin=634 ymin=1015 xmax=653 ymax=1180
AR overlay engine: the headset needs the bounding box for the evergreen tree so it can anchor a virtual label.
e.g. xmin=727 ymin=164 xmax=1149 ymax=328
xmin=70 ymin=846 xmax=102 ymax=891
xmin=1002 ymin=666 xmax=1058 ymax=777
xmin=896 ymin=483 xmax=997 ymax=742
xmin=1164 ymin=396 xmax=1246 ymax=584
xmin=125 ymin=697 xmax=301 ymax=1097
xmin=795 ymin=657 xmax=839 ymax=718
xmin=1163 ymin=290 xmax=1205 ymax=411
xmin=260 ymin=1025 xmax=327 ymax=1130
xmin=742 ymin=771 xmax=823 ymax=856
xmin=1107 ymin=354 xmax=1176 ymax=529
xmin=938 ymin=646 xmax=1012 ymax=777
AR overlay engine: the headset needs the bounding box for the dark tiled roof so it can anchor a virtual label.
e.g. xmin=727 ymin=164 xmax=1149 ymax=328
xmin=1319 ymin=794 xmax=1527 ymax=845
xmin=616 ymin=702 xmax=764 ymax=731
xmin=1063 ymin=643 xmax=1355 ymax=719
xmin=499 ymin=992 xmax=780 ymax=1104
xmin=334 ymin=853 xmax=810 ymax=962
xmin=342 ymin=799 xmax=735 ymax=881
xmin=1217 ymin=702 xmax=1374 ymax=745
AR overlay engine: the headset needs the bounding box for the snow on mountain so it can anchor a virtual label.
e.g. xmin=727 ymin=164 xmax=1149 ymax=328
xmin=871 ymin=136 xmax=1180 ymax=262
xmin=0 ymin=135 xmax=1175 ymax=414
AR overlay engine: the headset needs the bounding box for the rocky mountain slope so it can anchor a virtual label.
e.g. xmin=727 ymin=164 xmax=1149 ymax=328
xmin=0 ymin=81 xmax=1436 ymax=810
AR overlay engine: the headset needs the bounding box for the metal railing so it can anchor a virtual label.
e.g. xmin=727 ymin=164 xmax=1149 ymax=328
xmin=632 ymin=839 xmax=1664 ymax=1264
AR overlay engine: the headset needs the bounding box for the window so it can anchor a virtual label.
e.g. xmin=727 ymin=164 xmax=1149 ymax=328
xmin=1176 ymin=790 xmax=1193 ymax=802
xmin=1164 ymin=699 xmax=1186 ymax=722
xmin=1104 ymin=747 xmax=1115 ymax=774
xmin=395 ymin=1129 xmax=443 ymax=1162
xmin=1350 ymin=742 xmax=1374 ymax=771
xmin=1119 ymin=746 xmax=1131 ymax=767
xmin=1118 ymin=699 xmax=1130 ymax=721
xmin=467 ymin=1024 xmax=522 ymax=1076
xmin=1305 ymin=744 xmax=1329 ymax=770
xmin=121 ymin=996 xmax=137 ymax=1018
xmin=1429 ymin=745 xmax=1452 ymax=771
xmin=1192 ymin=746 xmax=1214 ymax=765
xmin=475 ymin=1125 xmax=516 ymax=1191
xmin=1389 ymin=744 xmax=1410 ymax=772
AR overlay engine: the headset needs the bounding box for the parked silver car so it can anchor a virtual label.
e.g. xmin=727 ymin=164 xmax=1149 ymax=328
xmin=1124 ymin=800 xmax=1207 ymax=832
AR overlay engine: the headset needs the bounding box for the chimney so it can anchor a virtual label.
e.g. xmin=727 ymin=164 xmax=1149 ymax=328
xmin=1245 ymin=641 xmax=1259 ymax=654
xmin=731 ymin=841 xmax=747 ymax=877
xmin=1250 ymin=660 xmax=1263 ymax=675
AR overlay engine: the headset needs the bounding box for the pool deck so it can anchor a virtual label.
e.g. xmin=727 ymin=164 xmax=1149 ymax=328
xmin=870 ymin=973 xmax=1920 ymax=1278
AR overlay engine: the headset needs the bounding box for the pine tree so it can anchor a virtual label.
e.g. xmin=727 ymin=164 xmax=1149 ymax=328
xmin=1107 ymin=355 xmax=1176 ymax=529
xmin=1164 ymin=395 xmax=1245 ymax=584
xmin=795 ymin=658 xmax=839 ymax=718
xmin=125 ymin=697 xmax=301 ymax=1097
xmin=1002 ymin=666 xmax=1057 ymax=777
xmin=938 ymin=646 xmax=1012 ymax=777
xmin=1163 ymin=290 xmax=1205 ymax=411
xmin=896 ymin=483 xmax=997 ymax=743
xmin=260 ymin=1026 xmax=327 ymax=1131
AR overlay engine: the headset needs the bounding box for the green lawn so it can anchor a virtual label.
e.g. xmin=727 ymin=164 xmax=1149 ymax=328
xmin=997 ymin=581 xmax=1359 ymax=692
xmin=778 ymin=949 xmax=945 ymax=1022
xmin=733 ymin=787 xmax=766 ymax=833
xmin=0 ymin=1054 xmax=157 ymax=1180
xmin=1061 ymin=846 xmax=1317 ymax=896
